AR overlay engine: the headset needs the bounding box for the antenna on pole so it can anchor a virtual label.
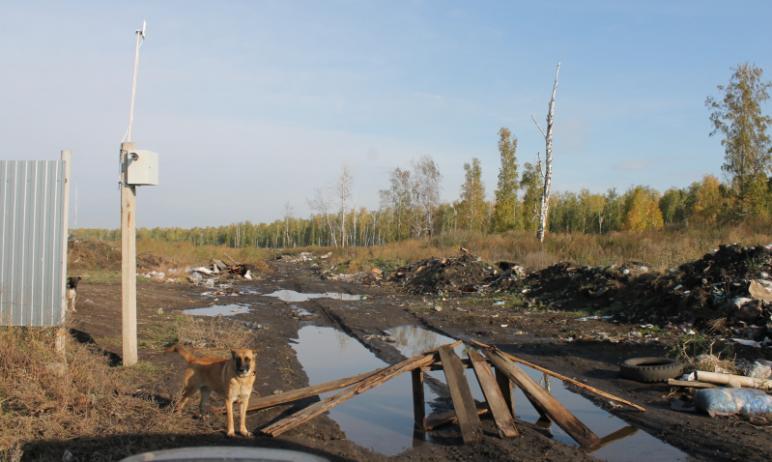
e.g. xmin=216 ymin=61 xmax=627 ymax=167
xmin=125 ymin=20 xmax=146 ymax=143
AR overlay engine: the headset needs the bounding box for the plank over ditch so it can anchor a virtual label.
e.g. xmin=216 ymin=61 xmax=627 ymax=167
xmin=483 ymin=349 xmax=600 ymax=449
xmin=467 ymin=349 xmax=519 ymax=438
xmin=261 ymin=341 xmax=460 ymax=437
xmin=438 ymin=345 xmax=482 ymax=444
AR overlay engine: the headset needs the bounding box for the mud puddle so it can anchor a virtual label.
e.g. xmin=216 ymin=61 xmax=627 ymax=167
xmin=182 ymin=304 xmax=250 ymax=317
xmin=385 ymin=326 xmax=689 ymax=462
xmin=291 ymin=325 xmax=422 ymax=455
xmin=264 ymin=289 xmax=363 ymax=303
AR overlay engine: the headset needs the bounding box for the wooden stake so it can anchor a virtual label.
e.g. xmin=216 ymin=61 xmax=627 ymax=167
xmin=468 ymin=339 xmax=645 ymax=412
xmin=483 ymin=349 xmax=600 ymax=449
xmin=411 ymin=368 xmax=426 ymax=430
xmin=467 ymin=350 xmax=519 ymax=438
xmin=120 ymin=142 xmax=138 ymax=366
xmin=438 ymin=346 xmax=482 ymax=444
xmin=695 ymin=370 xmax=772 ymax=391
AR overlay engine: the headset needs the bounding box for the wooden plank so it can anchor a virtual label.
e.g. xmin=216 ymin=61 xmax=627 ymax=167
xmin=242 ymin=369 xmax=377 ymax=414
xmin=666 ymin=379 xmax=716 ymax=389
xmin=495 ymin=367 xmax=514 ymax=413
xmin=262 ymin=342 xmax=460 ymax=437
xmin=424 ymin=405 xmax=488 ymax=431
xmin=483 ymin=349 xmax=600 ymax=449
xmin=468 ymin=339 xmax=645 ymax=412
xmin=411 ymin=368 xmax=425 ymax=430
xmin=430 ymin=358 xmax=472 ymax=371
xmin=468 ymin=350 xmax=519 ymax=438
xmin=438 ymin=345 xmax=482 ymax=444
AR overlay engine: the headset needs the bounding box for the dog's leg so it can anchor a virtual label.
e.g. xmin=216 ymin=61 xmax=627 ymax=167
xmin=238 ymin=394 xmax=252 ymax=437
xmin=174 ymin=370 xmax=196 ymax=414
xmin=225 ymin=397 xmax=236 ymax=437
xmin=198 ymin=387 xmax=211 ymax=419
xmin=71 ymin=293 xmax=76 ymax=312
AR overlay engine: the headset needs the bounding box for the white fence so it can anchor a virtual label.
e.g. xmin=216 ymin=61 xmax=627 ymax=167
xmin=0 ymin=152 xmax=71 ymax=326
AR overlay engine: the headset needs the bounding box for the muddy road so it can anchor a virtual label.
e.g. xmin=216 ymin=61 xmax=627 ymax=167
xmin=57 ymin=260 xmax=770 ymax=462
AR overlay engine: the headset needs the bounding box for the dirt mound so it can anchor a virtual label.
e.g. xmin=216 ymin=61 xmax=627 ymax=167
xmin=68 ymin=239 xmax=121 ymax=271
xmin=389 ymin=250 xmax=524 ymax=294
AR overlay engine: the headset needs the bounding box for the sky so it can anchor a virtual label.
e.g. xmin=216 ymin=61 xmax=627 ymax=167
xmin=1 ymin=1 xmax=770 ymax=228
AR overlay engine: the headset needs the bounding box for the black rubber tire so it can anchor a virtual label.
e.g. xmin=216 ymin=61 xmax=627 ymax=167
xmin=619 ymin=357 xmax=683 ymax=383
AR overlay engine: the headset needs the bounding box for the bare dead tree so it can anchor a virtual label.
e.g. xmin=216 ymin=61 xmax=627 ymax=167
xmin=337 ymin=165 xmax=352 ymax=248
xmin=534 ymin=63 xmax=560 ymax=243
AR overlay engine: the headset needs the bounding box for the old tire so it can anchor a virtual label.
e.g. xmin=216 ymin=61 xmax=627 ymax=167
xmin=620 ymin=357 xmax=683 ymax=383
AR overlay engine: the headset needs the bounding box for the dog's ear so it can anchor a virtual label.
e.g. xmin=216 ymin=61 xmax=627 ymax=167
xmin=231 ymin=350 xmax=238 ymax=360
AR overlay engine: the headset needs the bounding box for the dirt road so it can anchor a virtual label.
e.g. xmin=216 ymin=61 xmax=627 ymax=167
xmin=30 ymin=260 xmax=770 ymax=461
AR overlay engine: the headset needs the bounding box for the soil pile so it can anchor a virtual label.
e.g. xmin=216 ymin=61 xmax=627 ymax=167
xmin=389 ymin=250 xmax=524 ymax=294
xmin=68 ymin=238 xmax=121 ymax=271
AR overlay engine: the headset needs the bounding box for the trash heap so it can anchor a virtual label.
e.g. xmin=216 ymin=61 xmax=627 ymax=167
xmin=389 ymin=250 xmax=525 ymax=295
xmin=186 ymin=259 xmax=258 ymax=288
xmin=624 ymin=244 xmax=771 ymax=334
xmin=522 ymin=261 xmax=653 ymax=310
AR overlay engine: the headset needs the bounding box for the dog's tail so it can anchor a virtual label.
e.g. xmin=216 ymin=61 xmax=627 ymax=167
xmin=167 ymin=344 xmax=196 ymax=363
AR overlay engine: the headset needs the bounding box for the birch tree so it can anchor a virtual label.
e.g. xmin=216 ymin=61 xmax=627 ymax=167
xmin=412 ymin=156 xmax=441 ymax=237
xmin=337 ymin=165 xmax=353 ymax=248
xmin=535 ymin=63 xmax=560 ymax=242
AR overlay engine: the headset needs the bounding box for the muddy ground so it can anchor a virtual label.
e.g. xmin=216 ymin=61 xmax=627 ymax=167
xmin=30 ymin=260 xmax=771 ymax=461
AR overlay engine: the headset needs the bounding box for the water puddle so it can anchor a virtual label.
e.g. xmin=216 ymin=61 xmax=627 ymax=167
xmin=265 ymin=289 xmax=363 ymax=303
xmin=182 ymin=304 xmax=250 ymax=317
xmin=290 ymin=304 xmax=314 ymax=318
xmin=385 ymin=325 xmax=688 ymax=462
xmin=292 ymin=325 xmax=417 ymax=455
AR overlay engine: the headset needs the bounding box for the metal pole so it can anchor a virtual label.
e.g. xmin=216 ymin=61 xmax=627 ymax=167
xmin=120 ymin=142 xmax=137 ymax=366
xmin=125 ymin=21 xmax=145 ymax=143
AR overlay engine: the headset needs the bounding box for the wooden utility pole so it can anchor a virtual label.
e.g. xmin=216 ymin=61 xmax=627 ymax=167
xmin=536 ymin=63 xmax=560 ymax=243
xmin=120 ymin=142 xmax=138 ymax=366
xmin=120 ymin=22 xmax=146 ymax=367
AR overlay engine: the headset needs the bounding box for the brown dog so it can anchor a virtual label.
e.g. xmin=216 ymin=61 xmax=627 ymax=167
xmin=170 ymin=345 xmax=257 ymax=437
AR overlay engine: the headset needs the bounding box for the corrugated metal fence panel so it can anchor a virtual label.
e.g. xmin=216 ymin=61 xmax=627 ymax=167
xmin=0 ymin=159 xmax=68 ymax=326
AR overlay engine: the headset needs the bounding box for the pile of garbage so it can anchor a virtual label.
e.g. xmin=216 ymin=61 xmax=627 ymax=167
xmin=622 ymin=245 xmax=772 ymax=332
xmin=521 ymin=261 xmax=653 ymax=310
xmin=186 ymin=259 xmax=258 ymax=287
xmin=389 ymin=249 xmax=525 ymax=295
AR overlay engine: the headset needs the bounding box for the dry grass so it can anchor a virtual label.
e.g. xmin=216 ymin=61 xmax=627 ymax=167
xmin=0 ymin=326 xmax=191 ymax=460
xmin=316 ymin=225 xmax=771 ymax=273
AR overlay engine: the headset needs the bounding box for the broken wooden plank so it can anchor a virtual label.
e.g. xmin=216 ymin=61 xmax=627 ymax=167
xmin=483 ymin=349 xmax=600 ymax=449
xmin=262 ymin=341 xmax=460 ymax=437
xmin=438 ymin=345 xmax=482 ymax=444
xmin=424 ymin=404 xmax=489 ymax=431
xmin=667 ymin=379 xmax=717 ymax=389
xmin=412 ymin=368 xmax=426 ymax=430
xmin=495 ymin=367 xmax=514 ymax=414
xmin=469 ymin=339 xmax=645 ymax=412
xmin=243 ymin=369 xmax=377 ymax=414
xmin=430 ymin=358 xmax=472 ymax=371
xmin=468 ymin=349 xmax=519 ymax=438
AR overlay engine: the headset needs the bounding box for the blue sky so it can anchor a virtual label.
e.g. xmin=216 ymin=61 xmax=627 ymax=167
xmin=1 ymin=1 xmax=770 ymax=228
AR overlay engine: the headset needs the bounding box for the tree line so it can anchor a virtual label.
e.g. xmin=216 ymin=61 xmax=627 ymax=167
xmin=77 ymin=64 xmax=771 ymax=248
